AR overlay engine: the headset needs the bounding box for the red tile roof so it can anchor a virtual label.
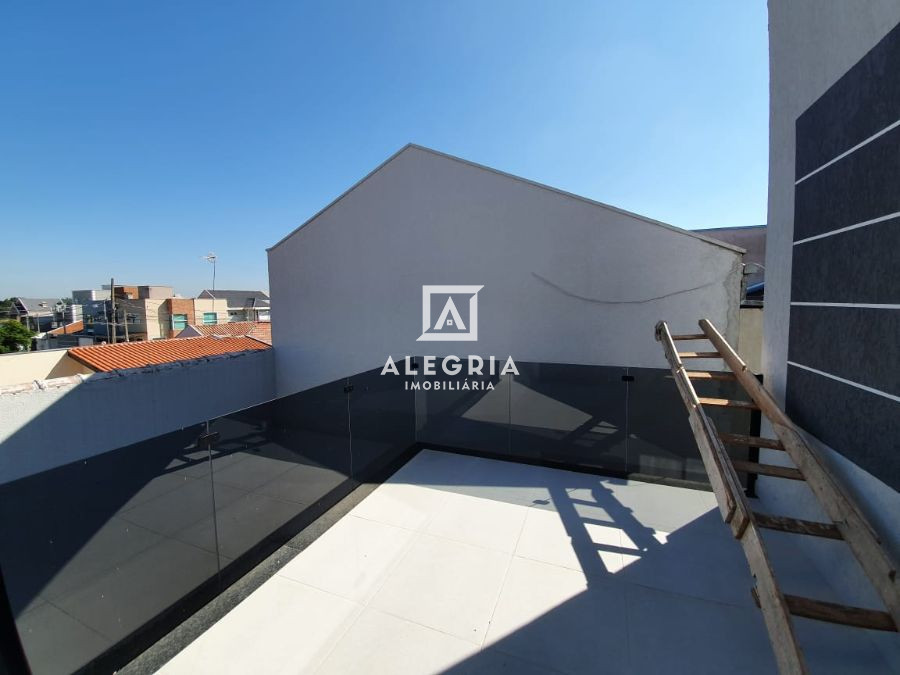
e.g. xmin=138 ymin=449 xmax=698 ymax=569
xmin=68 ymin=336 xmax=270 ymax=372
xmin=183 ymin=321 xmax=272 ymax=344
xmin=47 ymin=320 xmax=84 ymax=335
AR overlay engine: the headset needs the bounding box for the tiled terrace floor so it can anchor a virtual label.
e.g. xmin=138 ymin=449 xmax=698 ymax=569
xmin=157 ymin=450 xmax=892 ymax=674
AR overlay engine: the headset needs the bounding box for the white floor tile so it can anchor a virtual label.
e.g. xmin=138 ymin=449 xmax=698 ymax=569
xmin=158 ymin=576 xmax=361 ymax=675
xmin=370 ymin=533 xmax=510 ymax=644
xmin=424 ymin=491 xmax=528 ymax=553
xmin=278 ymin=515 xmax=415 ymax=603
xmin=514 ymin=506 xmax=626 ymax=576
xmin=602 ymin=480 xmax=718 ymax=533
xmin=315 ymin=608 xmax=479 ymax=675
xmin=485 ymin=557 xmax=628 ymax=675
xmin=349 ymin=482 xmax=450 ymax=531
xmin=625 ymin=583 xmax=775 ymax=675
xmin=616 ymin=519 xmax=754 ymax=607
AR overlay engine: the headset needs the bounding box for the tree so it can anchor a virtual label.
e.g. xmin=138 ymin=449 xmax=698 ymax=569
xmin=0 ymin=320 xmax=35 ymax=353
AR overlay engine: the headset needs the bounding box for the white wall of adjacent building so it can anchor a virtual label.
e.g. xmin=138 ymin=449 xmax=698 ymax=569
xmin=268 ymin=145 xmax=744 ymax=396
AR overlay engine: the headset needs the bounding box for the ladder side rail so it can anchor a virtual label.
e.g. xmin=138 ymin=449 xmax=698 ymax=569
xmin=656 ymin=321 xmax=809 ymax=674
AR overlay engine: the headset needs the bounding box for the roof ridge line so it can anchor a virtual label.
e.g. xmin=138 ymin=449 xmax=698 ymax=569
xmin=268 ymin=143 xmax=745 ymax=254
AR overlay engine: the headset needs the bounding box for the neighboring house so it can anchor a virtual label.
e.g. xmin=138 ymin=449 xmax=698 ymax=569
xmin=8 ymin=297 xmax=64 ymax=332
xmin=197 ymin=290 xmax=270 ymax=322
xmin=67 ymin=335 xmax=270 ymax=372
xmin=91 ymin=285 xmax=174 ymax=342
xmin=699 ymin=224 xmax=766 ymax=290
xmin=34 ymin=320 xmax=90 ymax=351
xmin=72 ymin=289 xmax=111 ymax=304
xmin=84 ymin=284 xmax=232 ymax=341
xmin=158 ymin=297 xmax=229 ymax=338
xmin=695 ymin=225 xmax=767 ymax=371
xmin=0 ymin=349 xmax=93 ymax=386
xmin=177 ymin=320 xmax=272 ymax=345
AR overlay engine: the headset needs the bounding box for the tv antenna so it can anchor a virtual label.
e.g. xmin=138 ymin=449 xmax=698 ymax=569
xmin=203 ymin=252 xmax=217 ymax=292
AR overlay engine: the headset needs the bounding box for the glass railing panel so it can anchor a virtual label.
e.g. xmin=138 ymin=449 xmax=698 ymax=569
xmin=625 ymin=367 xmax=753 ymax=484
xmin=510 ymin=362 xmax=628 ymax=472
xmin=414 ymin=358 xmax=509 ymax=455
xmin=204 ymin=382 xmax=351 ymax=565
xmin=0 ymin=424 xmax=219 ymax=674
xmin=348 ymin=366 xmax=416 ymax=481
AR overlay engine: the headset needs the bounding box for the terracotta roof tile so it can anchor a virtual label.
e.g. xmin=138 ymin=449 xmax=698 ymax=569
xmin=47 ymin=320 xmax=84 ymax=335
xmin=68 ymin=336 xmax=270 ymax=372
xmin=183 ymin=321 xmax=272 ymax=345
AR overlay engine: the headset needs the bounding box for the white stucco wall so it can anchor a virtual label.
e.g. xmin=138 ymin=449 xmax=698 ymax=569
xmin=764 ymin=2 xmax=900 ymax=666
xmin=0 ymin=349 xmax=275 ymax=484
xmin=268 ymin=146 xmax=743 ymax=396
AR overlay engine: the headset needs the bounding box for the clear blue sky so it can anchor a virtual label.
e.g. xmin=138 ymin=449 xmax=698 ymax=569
xmin=1 ymin=1 xmax=768 ymax=298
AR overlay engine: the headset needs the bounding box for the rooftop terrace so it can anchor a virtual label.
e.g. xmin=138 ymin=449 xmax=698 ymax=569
xmin=142 ymin=450 xmax=889 ymax=674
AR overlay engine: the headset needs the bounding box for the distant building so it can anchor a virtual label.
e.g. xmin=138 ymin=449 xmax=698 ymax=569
xmin=72 ymin=289 xmax=111 ymax=304
xmin=34 ymin=320 xmax=91 ymax=351
xmin=197 ymin=290 xmax=270 ymax=322
xmin=8 ymin=298 xmax=64 ymax=332
xmin=699 ymin=225 xmax=766 ymax=285
xmin=88 ymin=285 xmax=219 ymax=341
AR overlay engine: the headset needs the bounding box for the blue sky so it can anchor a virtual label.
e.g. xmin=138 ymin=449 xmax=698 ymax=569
xmin=1 ymin=1 xmax=768 ymax=298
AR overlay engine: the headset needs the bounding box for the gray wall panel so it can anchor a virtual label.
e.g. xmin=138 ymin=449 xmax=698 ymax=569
xmin=790 ymin=216 xmax=900 ymax=303
xmin=788 ymin=305 xmax=899 ymax=396
xmin=785 ymin=364 xmax=899 ymax=490
xmin=795 ymin=22 xmax=900 ymax=178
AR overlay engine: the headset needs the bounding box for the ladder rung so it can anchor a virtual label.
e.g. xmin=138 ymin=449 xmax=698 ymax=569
xmin=672 ymin=333 xmax=708 ymax=340
xmin=687 ymin=370 xmax=736 ymax=381
xmin=732 ymin=459 xmax=804 ymax=480
xmin=679 ymin=351 xmax=720 ymax=358
xmin=720 ymin=432 xmax=784 ymax=450
xmin=754 ymin=512 xmax=842 ymax=539
xmin=698 ymin=397 xmax=760 ymax=410
xmin=785 ymin=594 xmax=896 ymax=632
xmin=751 ymin=589 xmax=897 ymax=631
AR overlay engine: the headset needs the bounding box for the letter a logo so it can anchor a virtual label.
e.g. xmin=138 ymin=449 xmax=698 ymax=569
xmin=433 ymin=297 xmax=466 ymax=331
xmin=417 ymin=285 xmax=483 ymax=342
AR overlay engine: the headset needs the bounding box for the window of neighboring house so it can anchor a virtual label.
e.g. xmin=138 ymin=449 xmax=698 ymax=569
xmin=171 ymin=314 xmax=188 ymax=331
xmin=202 ymin=312 xmax=217 ymax=325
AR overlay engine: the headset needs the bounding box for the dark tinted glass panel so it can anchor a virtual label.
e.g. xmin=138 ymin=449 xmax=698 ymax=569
xmin=205 ymin=384 xmax=351 ymax=563
xmin=415 ymin=358 xmax=508 ymax=454
xmin=628 ymin=367 xmax=754 ymax=483
xmin=510 ymin=362 xmax=627 ymax=472
xmin=349 ymin=367 xmax=415 ymax=480
xmin=0 ymin=425 xmax=218 ymax=674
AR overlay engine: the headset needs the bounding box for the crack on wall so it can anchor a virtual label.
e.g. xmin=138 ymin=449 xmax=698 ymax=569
xmin=532 ymin=272 xmax=718 ymax=305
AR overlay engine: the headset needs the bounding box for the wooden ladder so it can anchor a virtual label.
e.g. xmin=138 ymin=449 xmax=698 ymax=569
xmin=655 ymin=318 xmax=899 ymax=674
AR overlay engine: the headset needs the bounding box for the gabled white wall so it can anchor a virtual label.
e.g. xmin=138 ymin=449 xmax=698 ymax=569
xmin=268 ymin=146 xmax=743 ymax=396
